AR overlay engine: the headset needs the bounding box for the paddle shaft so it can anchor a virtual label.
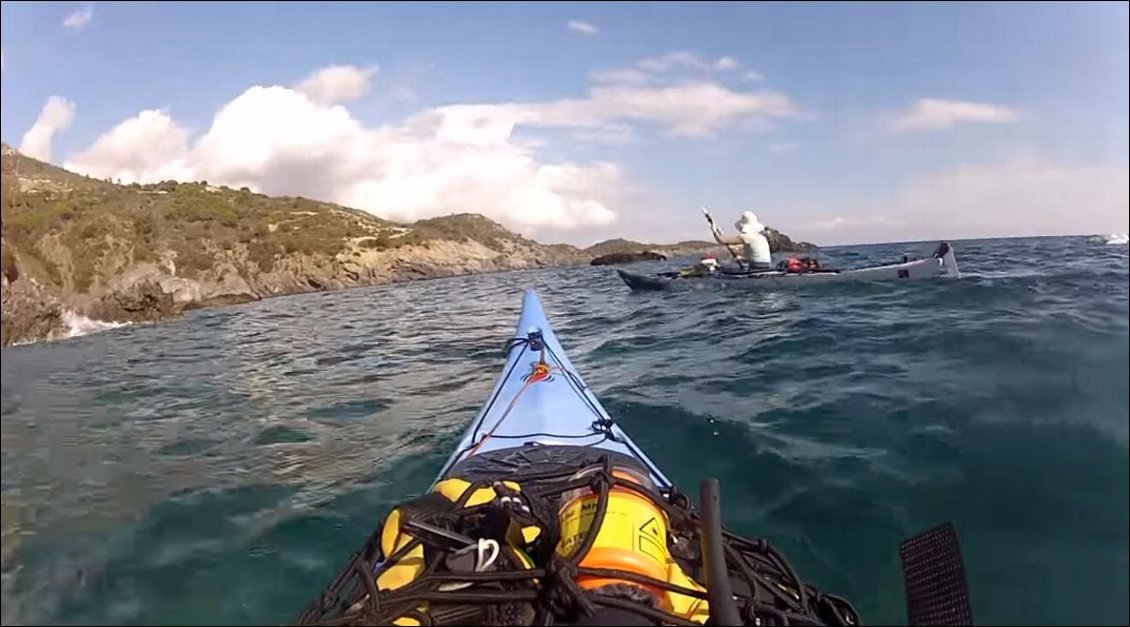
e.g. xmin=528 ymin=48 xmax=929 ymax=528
xmin=700 ymin=478 xmax=742 ymax=626
xmin=702 ymin=208 xmax=743 ymax=266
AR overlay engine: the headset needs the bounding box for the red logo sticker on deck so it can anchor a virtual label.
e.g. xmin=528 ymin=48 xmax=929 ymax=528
xmin=528 ymin=362 xmax=551 ymax=382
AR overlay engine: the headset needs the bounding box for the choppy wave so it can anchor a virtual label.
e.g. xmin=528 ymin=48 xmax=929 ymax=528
xmin=1090 ymin=232 xmax=1129 ymax=245
xmin=60 ymin=309 xmax=129 ymax=338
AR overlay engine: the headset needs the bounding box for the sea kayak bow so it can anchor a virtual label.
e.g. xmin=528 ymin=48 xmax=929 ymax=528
xmin=297 ymin=290 xmax=973 ymax=627
xmin=618 ymin=242 xmax=960 ymax=291
xmin=433 ymin=289 xmax=670 ymax=489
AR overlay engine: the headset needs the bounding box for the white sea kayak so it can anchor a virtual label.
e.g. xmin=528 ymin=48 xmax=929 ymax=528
xmin=618 ymin=242 xmax=960 ymax=291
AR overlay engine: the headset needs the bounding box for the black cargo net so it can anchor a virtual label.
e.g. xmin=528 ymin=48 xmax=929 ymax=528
xmin=295 ymin=456 xmax=861 ymax=626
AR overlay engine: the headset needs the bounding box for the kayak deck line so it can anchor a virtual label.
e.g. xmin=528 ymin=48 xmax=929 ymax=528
xmin=434 ymin=290 xmax=672 ymax=489
xmin=461 ymin=335 xmax=613 ymax=460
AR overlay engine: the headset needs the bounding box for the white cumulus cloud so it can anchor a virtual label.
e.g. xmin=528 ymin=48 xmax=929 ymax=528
xmin=567 ymin=20 xmax=600 ymax=35
xmin=61 ymin=85 xmax=623 ymax=233
xmin=886 ymin=98 xmax=1020 ymax=133
xmin=59 ymin=59 xmax=805 ymax=238
xmin=65 ymin=109 xmax=193 ymax=183
xmin=19 ymin=96 xmax=76 ymax=162
xmin=63 ymin=4 xmax=93 ymax=30
xmin=294 ymin=64 xmax=378 ymax=105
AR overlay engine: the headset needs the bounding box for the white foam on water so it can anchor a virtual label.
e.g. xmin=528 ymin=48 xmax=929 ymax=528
xmin=61 ymin=309 xmax=129 ymax=338
xmin=1104 ymin=233 xmax=1128 ymax=245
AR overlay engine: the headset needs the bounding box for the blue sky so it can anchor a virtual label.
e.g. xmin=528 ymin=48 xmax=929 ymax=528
xmin=2 ymin=1 xmax=1127 ymax=244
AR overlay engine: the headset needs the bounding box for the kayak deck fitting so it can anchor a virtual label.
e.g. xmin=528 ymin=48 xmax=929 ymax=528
xmin=296 ymin=290 xmax=973 ymax=626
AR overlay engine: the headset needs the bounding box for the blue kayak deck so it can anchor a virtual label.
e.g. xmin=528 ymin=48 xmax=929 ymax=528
xmin=434 ymin=290 xmax=670 ymax=489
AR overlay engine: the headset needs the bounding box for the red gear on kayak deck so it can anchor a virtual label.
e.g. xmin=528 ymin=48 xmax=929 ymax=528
xmin=785 ymin=257 xmax=821 ymax=273
xmin=530 ymin=361 xmax=550 ymax=382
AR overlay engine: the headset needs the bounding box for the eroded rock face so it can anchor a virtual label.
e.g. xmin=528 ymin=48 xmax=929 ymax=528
xmin=765 ymin=228 xmax=818 ymax=252
xmin=0 ymin=237 xmax=583 ymax=346
xmin=91 ymin=279 xmax=179 ymax=322
xmin=1 ymin=275 xmax=66 ymax=347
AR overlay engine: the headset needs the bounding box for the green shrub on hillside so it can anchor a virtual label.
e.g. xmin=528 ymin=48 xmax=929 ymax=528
xmin=1 ymin=147 xmax=573 ymax=295
xmin=169 ymin=187 xmax=239 ymax=227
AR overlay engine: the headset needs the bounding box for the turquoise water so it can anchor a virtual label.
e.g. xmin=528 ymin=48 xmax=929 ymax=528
xmin=2 ymin=236 xmax=1127 ymax=625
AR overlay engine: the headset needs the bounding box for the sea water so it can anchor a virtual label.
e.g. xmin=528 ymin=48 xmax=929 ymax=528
xmin=2 ymin=236 xmax=1126 ymax=625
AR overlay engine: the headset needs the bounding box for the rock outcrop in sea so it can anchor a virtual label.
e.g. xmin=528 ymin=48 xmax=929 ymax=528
xmin=590 ymin=251 xmax=668 ymax=266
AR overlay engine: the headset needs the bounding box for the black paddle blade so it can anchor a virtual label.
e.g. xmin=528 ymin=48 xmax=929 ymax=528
xmin=899 ymin=522 xmax=974 ymax=626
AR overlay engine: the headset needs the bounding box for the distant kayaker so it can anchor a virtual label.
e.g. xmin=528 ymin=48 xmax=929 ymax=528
xmin=711 ymin=211 xmax=772 ymax=270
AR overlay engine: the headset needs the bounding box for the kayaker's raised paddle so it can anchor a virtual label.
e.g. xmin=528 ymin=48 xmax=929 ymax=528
xmin=702 ymin=207 xmax=743 ymax=267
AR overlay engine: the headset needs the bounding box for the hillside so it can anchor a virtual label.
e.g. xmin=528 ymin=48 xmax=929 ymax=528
xmin=1 ymin=144 xmax=811 ymax=346
xmin=584 ymin=230 xmax=816 ymax=259
xmin=581 ymin=238 xmax=696 ymax=256
xmin=1 ymin=145 xmax=581 ymax=346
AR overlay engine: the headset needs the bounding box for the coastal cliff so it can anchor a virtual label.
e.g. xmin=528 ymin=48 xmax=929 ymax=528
xmin=1 ymin=144 xmax=814 ymax=346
